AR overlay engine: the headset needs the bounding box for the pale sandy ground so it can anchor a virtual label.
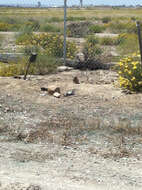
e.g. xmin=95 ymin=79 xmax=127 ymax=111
xmin=0 ymin=70 xmax=142 ymax=189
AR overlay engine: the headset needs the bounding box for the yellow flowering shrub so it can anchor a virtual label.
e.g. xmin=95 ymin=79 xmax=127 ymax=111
xmin=0 ymin=62 xmax=26 ymax=77
xmin=116 ymin=53 xmax=142 ymax=91
xmin=16 ymin=33 xmax=77 ymax=59
xmin=0 ymin=22 xmax=20 ymax=31
xmin=0 ymin=55 xmax=62 ymax=77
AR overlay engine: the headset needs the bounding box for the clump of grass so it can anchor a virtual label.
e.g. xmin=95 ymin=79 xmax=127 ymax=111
xmin=67 ymin=16 xmax=86 ymax=21
xmin=131 ymin=16 xmax=139 ymax=21
xmin=115 ymin=33 xmax=127 ymax=45
xmin=86 ymin=35 xmax=99 ymax=45
xmin=0 ymin=54 xmax=62 ymax=77
xmin=25 ymin=19 xmax=40 ymax=31
xmin=90 ymin=17 xmax=100 ymax=21
xmin=89 ymin=24 xmax=106 ymax=33
xmin=81 ymin=40 xmax=103 ymax=70
xmin=108 ymin=21 xmax=138 ymax=34
xmin=67 ymin=21 xmax=91 ymax=37
xmin=35 ymin=54 xmax=62 ymax=75
xmin=40 ymin=24 xmax=61 ymax=33
xmin=100 ymin=37 xmax=117 ymax=46
xmin=46 ymin=17 xmax=63 ymax=23
xmin=117 ymin=33 xmax=138 ymax=55
xmin=102 ymin=16 xmax=111 ymax=23
xmin=16 ymin=33 xmax=32 ymax=45
xmin=0 ymin=60 xmax=26 ymax=77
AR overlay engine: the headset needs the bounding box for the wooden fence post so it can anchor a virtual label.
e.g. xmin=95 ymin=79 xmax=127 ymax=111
xmin=136 ymin=21 xmax=142 ymax=64
xmin=24 ymin=53 xmax=37 ymax=80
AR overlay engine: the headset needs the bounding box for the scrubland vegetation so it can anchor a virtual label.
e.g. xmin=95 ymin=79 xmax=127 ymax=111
xmin=0 ymin=7 xmax=141 ymax=92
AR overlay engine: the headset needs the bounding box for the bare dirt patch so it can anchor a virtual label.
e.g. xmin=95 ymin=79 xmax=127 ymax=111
xmin=0 ymin=69 xmax=142 ymax=189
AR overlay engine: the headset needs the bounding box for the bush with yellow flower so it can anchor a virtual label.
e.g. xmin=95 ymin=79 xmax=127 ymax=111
xmin=16 ymin=33 xmax=77 ymax=59
xmin=116 ymin=53 xmax=142 ymax=91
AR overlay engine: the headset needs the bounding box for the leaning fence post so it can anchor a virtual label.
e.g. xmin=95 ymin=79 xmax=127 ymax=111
xmin=136 ymin=21 xmax=142 ymax=64
xmin=63 ymin=0 xmax=67 ymax=65
xmin=24 ymin=53 xmax=37 ymax=80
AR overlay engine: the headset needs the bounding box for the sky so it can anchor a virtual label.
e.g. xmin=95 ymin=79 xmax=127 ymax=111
xmin=0 ymin=0 xmax=142 ymax=6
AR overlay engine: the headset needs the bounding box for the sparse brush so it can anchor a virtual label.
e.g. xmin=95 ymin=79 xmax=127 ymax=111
xmin=102 ymin=16 xmax=111 ymax=23
xmin=86 ymin=35 xmax=99 ymax=45
xmin=67 ymin=16 xmax=86 ymax=21
xmin=89 ymin=24 xmax=106 ymax=33
xmin=117 ymin=33 xmax=138 ymax=55
xmin=46 ymin=17 xmax=63 ymax=23
xmin=108 ymin=21 xmax=138 ymax=34
xmin=67 ymin=21 xmax=92 ymax=38
xmin=100 ymin=37 xmax=117 ymax=46
xmin=40 ymin=24 xmax=61 ymax=33
xmin=35 ymin=54 xmax=62 ymax=75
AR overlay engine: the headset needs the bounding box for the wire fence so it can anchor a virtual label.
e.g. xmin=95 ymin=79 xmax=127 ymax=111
xmin=0 ymin=1 xmax=142 ymax=68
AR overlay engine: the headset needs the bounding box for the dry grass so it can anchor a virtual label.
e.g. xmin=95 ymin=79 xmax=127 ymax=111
xmin=1 ymin=7 xmax=142 ymax=19
xmin=2 ymin=115 xmax=141 ymax=160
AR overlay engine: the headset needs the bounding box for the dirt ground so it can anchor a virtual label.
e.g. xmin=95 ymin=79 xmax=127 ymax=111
xmin=0 ymin=69 xmax=142 ymax=189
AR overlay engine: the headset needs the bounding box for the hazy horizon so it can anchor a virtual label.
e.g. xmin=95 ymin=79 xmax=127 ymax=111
xmin=0 ymin=0 xmax=142 ymax=7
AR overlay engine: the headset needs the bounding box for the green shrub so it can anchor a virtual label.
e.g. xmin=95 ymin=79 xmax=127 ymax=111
xmin=108 ymin=21 xmax=137 ymax=34
xmin=0 ymin=22 xmax=12 ymax=31
xmin=67 ymin=16 xmax=86 ymax=21
xmin=0 ymin=60 xmax=26 ymax=77
xmin=91 ymin=17 xmax=100 ymax=21
xmin=117 ymin=33 xmax=138 ymax=55
xmin=22 ymin=45 xmax=40 ymax=56
xmin=116 ymin=53 xmax=142 ymax=92
xmin=0 ymin=55 xmax=62 ymax=76
xmin=100 ymin=37 xmax=117 ymax=45
xmin=16 ymin=23 xmax=34 ymax=44
xmin=89 ymin=24 xmax=106 ymax=33
xmin=40 ymin=24 xmax=61 ymax=33
xmin=115 ymin=33 xmax=127 ymax=45
xmin=26 ymin=19 xmax=40 ymax=31
xmin=102 ymin=16 xmax=111 ymax=23
xmin=131 ymin=16 xmax=138 ymax=21
xmin=67 ymin=21 xmax=92 ymax=37
xmin=35 ymin=55 xmax=62 ymax=74
xmin=83 ymin=42 xmax=102 ymax=60
xmin=16 ymin=33 xmax=33 ymax=45
xmin=86 ymin=35 xmax=99 ymax=45
xmin=46 ymin=17 xmax=63 ymax=23
xmin=82 ymin=40 xmax=103 ymax=69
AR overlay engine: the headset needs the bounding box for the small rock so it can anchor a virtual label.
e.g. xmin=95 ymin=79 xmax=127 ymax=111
xmin=64 ymin=89 xmax=75 ymax=97
xmin=48 ymin=86 xmax=61 ymax=95
xmin=76 ymin=52 xmax=85 ymax=62
xmin=13 ymin=76 xmax=21 ymax=79
xmin=53 ymin=92 xmax=61 ymax=98
xmin=40 ymin=93 xmax=47 ymax=96
xmin=26 ymin=185 xmax=41 ymax=190
xmin=57 ymin=66 xmax=73 ymax=72
xmin=4 ymin=107 xmax=11 ymax=113
xmin=73 ymin=76 xmax=80 ymax=84
xmin=55 ymin=87 xmax=60 ymax=93
xmin=41 ymin=87 xmax=48 ymax=91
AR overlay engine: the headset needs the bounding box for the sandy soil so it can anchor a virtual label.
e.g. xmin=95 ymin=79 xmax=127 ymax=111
xmin=0 ymin=69 xmax=142 ymax=189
